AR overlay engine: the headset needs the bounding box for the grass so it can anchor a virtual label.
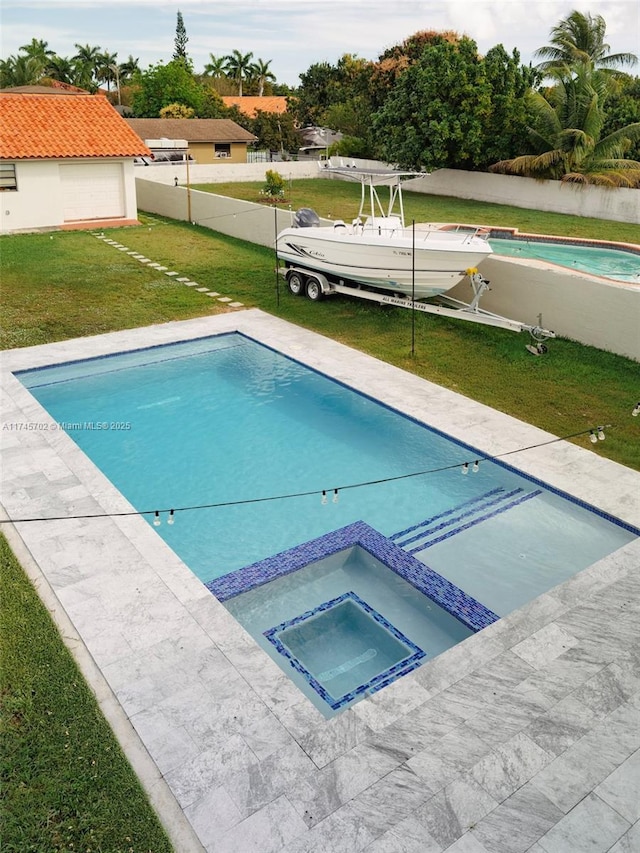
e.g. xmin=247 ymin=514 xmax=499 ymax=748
xmin=0 ymin=534 xmax=173 ymax=853
xmin=1 ymin=211 xmax=638 ymax=470
xmin=193 ymin=178 xmax=640 ymax=244
xmin=1 ymin=191 xmax=638 ymax=849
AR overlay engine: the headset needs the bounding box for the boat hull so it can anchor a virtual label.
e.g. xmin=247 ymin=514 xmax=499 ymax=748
xmin=277 ymin=226 xmax=492 ymax=299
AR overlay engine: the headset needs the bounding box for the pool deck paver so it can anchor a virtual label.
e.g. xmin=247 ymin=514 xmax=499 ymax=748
xmin=1 ymin=309 xmax=639 ymax=853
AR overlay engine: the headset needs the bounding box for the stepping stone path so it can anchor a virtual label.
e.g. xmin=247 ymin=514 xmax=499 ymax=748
xmin=91 ymin=231 xmax=244 ymax=308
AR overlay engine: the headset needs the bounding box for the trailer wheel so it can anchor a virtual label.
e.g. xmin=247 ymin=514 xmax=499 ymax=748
xmin=306 ymin=278 xmax=324 ymax=301
xmin=287 ymin=272 xmax=305 ymax=296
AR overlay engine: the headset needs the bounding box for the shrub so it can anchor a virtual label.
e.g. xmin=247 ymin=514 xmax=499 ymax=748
xmin=263 ymin=169 xmax=285 ymax=199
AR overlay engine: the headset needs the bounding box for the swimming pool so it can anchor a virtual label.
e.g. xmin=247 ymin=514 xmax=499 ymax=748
xmin=17 ymin=331 xmax=638 ymax=714
xmin=488 ymin=233 xmax=640 ymax=282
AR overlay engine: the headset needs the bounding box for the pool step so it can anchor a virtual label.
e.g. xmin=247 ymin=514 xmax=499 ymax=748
xmin=390 ymin=487 xmax=542 ymax=555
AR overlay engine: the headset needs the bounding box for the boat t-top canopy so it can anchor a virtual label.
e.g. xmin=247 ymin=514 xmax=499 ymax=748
xmin=318 ymin=159 xmax=427 ymax=226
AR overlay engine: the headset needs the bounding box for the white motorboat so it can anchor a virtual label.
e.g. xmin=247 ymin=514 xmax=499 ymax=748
xmin=275 ymin=162 xmax=493 ymax=299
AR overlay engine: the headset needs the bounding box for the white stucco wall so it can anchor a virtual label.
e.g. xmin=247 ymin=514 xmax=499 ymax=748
xmin=135 ymin=177 xmax=640 ymax=360
xmin=1 ymin=158 xmax=139 ymax=234
xmin=135 ymin=160 xmax=321 ymax=186
xmin=447 ymin=256 xmax=640 ymax=360
xmin=404 ymin=170 xmax=640 ymax=226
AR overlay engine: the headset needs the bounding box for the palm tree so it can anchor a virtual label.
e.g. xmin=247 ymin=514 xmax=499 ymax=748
xmin=224 ymin=49 xmax=253 ymax=96
xmin=203 ymin=53 xmax=226 ymax=78
xmin=490 ymin=66 xmax=640 ymax=186
xmin=19 ymin=38 xmax=54 ymax=74
xmin=534 ymin=10 xmax=637 ymax=77
xmin=96 ymin=51 xmax=118 ymax=91
xmin=251 ymin=57 xmax=276 ymax=96
xmin=73 ymin=43 xmax=101 ymax=89
xmin=0 ymin=54 xmax=45 ymax=87
xmin=45 ymin=55 xmax=77 ymax=86
xmin=119 ymin=55 xmax=140 ymax=84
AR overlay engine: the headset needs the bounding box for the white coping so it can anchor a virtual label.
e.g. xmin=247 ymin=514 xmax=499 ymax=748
xmin=2 ymin=309 xmax=639 ymax=853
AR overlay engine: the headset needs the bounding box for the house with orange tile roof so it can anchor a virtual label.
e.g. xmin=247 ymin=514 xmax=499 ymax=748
xmin=221 ymin=96 xmax=288 ymax=119
xmin=0 ymin=91 xmax=150 ymax=234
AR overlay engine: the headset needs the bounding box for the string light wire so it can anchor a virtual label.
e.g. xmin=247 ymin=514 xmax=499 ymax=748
xmin=0 ymin=424 xmax=610 ymax=526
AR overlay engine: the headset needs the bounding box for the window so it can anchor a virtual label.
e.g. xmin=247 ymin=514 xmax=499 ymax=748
xmin=214 ymin=144 xmax=231 ymax=159
xmin=0 ymin=162 xmax=17 ymax=191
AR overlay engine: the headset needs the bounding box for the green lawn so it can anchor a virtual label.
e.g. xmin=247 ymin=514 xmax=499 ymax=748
xmin=0 ymin=535 xmax=173 ymax=853
xmin=193 ymin=178 xmax=640 ymax=244
xmin=1 ymin=194 xmax=639 ymax=850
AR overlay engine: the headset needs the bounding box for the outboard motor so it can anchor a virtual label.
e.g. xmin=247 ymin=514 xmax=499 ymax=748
xmin=294 ymin=207 xmax=321 ymax=228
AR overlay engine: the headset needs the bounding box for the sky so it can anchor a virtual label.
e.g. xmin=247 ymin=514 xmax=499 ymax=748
xmin=1 ymin=0 xmax=638 ymax=87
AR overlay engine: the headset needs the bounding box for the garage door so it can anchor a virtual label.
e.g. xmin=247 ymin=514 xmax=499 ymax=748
xmin=60 ymin=162 xmax=125 ymax=222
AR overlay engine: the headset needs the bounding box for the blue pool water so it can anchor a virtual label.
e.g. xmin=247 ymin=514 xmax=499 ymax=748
xmin=18 ymin=333 xmax=637 ymax=623
xmin=267 ymin=591 xmax=424 ymax=711
xmin=226 ymin=545 xmax=473 ymax=716
xmin=488 ymin=235 xmax=640 ymax=282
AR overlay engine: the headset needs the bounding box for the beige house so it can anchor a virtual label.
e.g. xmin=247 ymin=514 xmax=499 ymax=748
xmin=125 ymin=119 xmax=256 ymax=165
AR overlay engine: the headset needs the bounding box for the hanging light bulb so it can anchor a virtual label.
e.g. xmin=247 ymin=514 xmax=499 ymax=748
xmin=461 ymin=462 xmax=469 ymax=475
xmin=167 ymin=509 xmax=175 ymax=525
xmin=321 ymin=490 xmax=328 ymax=505
xmin=633 ymin=402 xmax=640 ymax=417
xmin=589 ymin=430 xmax=598 ymax=444
xmin=333 ymin=489 xmax=339 ymax=504
xmin=472 ymin=461 xmax=479 ymax=473
xmin=597 ymin=426 xmax=605 ymax=441
xmin=153 ymin=511 xmax=161 ymax=526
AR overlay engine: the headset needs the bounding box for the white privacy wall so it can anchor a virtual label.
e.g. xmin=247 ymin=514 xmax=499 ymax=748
xmin=135 ymin=176 xmax=640 ymax=360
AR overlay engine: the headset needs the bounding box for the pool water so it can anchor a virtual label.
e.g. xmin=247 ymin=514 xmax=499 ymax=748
xmin=488 ymin=236 xmax=640 ymax=282
xmin=266 ymin=592 xmax=424 ymax=712
xmin=226 ymin=546 xmax=473 ymax=717
xmin=18 ymin=332 xmax=637 ymax=621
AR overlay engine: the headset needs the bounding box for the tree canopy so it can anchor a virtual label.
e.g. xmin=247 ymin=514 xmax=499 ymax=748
xmin=534 ymin=9 xmax=637 ymax=77
xmin=3 ymin=9 xmax=638 ymax=182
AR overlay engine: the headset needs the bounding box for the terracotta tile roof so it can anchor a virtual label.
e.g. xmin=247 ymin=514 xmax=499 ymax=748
xmin=0 ymin=93 xmax=150 ymax=159
xmin=126 ymin=118 xmax=256 ymax=143
xmin=222 ymin=96 xmax=288 ymax=118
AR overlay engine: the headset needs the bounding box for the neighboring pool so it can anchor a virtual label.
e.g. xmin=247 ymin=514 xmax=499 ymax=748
xmin=17 ymin=332 xmax=638 ymax=713
xmin=488 ymin=234 xmax=640 ymax=282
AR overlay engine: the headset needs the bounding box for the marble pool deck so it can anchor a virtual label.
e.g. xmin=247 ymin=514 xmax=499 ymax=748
xmin=1 ymin=308 xmax=639 ymax=853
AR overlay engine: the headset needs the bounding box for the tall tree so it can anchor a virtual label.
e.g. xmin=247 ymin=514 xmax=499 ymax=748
xmin=251 ymin=58 xmax=276 ymax=96
xmin=293 ymin=61 xmax=342 ymax=126
xmin=490 ymin=66 xmax=640 ymax=186
xmin=132 ymin=59 xmax=205 ymax=116
xmin=479 ymin=45 xmax=534 ymax=168
xmin=224 ymin=49 xmax=254 ymax=96
xmin=45 ymin=55 xmax=77 ymax=86
xmin=0 ymin=54 xmax=44 ymax=87
xmin=18 ymin=38 xmax=54 ymax=78
xmin=96 ymin=50 xmax=118 ymax=91
xmin=119 ymin=55 xmax=140 ymax=83
xmin=173 ymin=11 xmax=189 ymax=63
xmin=73 ymin=43 xmax=101 ymax=90
xmin=534 ymin=10 xmax=637 ymax=77
xmin=372 ymin=37 xmax=492 ymax=171
xmin=203 ymin=54 xmax=226 ymax=78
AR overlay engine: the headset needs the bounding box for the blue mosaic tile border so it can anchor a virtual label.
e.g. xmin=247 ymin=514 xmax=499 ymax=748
xmin=407 ymin=489 xmax=542 ymax=554
xmin=207 ymin=520 xmax=499 ymax=632
xmin=263 ymin=590 xmax=426 ymax=711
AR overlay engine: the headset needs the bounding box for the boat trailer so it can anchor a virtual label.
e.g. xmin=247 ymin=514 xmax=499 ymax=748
xmin=278 ymin=265 xmax=556 ymax=354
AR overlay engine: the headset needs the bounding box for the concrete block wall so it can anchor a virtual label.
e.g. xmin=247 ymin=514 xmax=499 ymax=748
xmin=404 ymin=170 xmax=640 ymax=226
xmin=135 ymin=175 xmax=640 ymax=361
